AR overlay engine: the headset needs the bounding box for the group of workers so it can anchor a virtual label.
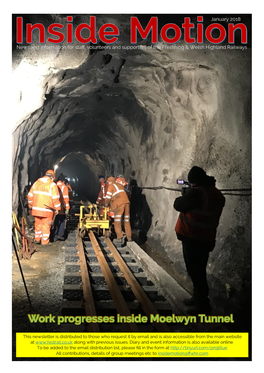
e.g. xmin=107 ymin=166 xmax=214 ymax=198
xmin=27 ymin=170 xmax=132 ymax=246
xmin=27 ymin=166 xmax=225 ymax=315
xmin=27 ymin=170 xmax=73 ymax=245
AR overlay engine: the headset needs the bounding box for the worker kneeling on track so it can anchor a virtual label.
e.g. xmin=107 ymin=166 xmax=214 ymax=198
xmin=104 ymin=177 xmax=132 ymax=245
xmin=27 ymin=169 xmax=61 ymax=245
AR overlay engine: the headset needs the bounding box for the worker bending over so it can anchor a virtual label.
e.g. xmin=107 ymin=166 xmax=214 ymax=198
xmin=27 ymin=169 xmax=61 ymax=245
xmin=105 ymin=177 xmax=132 ymax=244
xmin=53 ymin=173 xmax=70 ymax=241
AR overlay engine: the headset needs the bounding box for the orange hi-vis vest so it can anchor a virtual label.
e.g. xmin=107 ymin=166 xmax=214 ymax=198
xmin=67 ymin=183 xmax=73 ymax=201
xmin=116 ymin=177 xmax=127 ymax=186
xmin=175 ymin=186 xmax=225 ymax=242
xmin=116 ymin=177 xmax=131 ymax=198
xmin=105 ymin=182 xmax=130 ymax=210
xmin=96 ymin=181 xmax=108 ymax=205
xmin=57 ymin=181 xmax=70 ymax=214
xmin=27 ymin=176 xmax=61 ymax=218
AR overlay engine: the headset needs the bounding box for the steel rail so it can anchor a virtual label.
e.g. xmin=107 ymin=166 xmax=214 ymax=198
xmin=104 ymin=237 xmax=170 ymax=332
xmin=77 ymin=226 xmax=100 ymax=332
xmin=88 ymin=231 xmax=139 ymax=332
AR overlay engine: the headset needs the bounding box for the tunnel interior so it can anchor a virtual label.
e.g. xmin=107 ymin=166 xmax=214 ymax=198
xmin=12 ymin=14 xmax=251 ymax=327
xmin=55 ymin=154 xmax=96 ymax=201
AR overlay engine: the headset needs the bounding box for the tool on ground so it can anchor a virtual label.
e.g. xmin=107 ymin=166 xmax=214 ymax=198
xmin=19 ymin=194 xmax=29 ymax=226
xmin=12 ymin=228 xmax=32 ymax=308
xmin=12 ymin=212 xmax=20 ymax=249
xmin=13 ymin=223 xmax=37 ymax=259
xmin=21 ymin=218 xmax=29 ymax=259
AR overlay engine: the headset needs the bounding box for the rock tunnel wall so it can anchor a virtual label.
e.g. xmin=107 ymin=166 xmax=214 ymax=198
xmin=12 ymin=15 xmax=251 ymax=312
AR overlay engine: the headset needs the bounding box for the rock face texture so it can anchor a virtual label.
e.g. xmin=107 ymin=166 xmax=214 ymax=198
xmin=12 ymin=15 xmax=251 ymax=317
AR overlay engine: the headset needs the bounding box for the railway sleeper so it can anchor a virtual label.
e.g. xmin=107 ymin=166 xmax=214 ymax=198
xmin=64 ymin=272 xmax=153 ymax=287
xmin=65 ymin=248 xmax=79 ymax=255
xmin=65 ymin=264 xmax=81 ymax=273
xmin=65 ymin=260 xmax=144 ymax=275
xmin=63 ymin=283 xmax=164 ymax=302
xmin=82 ymin=261 xmax=143 ymax=273
xmin=65 ymin=253 xmax=137 ymax=264
xmin=84 ymin=247 xmax=131 ymax=255
xmin=90 ymin=272 xmax=153 ymax=287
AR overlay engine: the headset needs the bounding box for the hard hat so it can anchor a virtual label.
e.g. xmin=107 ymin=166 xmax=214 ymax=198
xmin=108 ymin=177 xmax=115 ymax=183
xmin=116 ymin=174 xmax=124 ymax=178
xmin=46 ymin=169 xmax=55 ymax=179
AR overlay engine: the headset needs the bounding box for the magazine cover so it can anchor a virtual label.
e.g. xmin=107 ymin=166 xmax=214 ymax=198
xmin=11 ymin=10 xmax=253 ymax=366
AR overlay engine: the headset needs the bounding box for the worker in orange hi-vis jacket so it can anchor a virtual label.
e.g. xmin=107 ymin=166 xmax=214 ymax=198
xmin=27 ymin=169 xmax=61 ymax=245
xmin=65 ymin=178 xmax=73 ymax=207
xmin=115 ymin=174 xmax=131 ymax=199
xmin=104 ymin=177 xmax=132 ymax=244
xmin=96 ymin=175 xmax=108 ymax=215
xmin=53 ymin=173 xmax=70 ymax=241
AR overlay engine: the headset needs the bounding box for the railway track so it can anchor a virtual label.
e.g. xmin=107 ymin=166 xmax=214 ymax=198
xmin=61 ymin=203 xmax=188 ymax=333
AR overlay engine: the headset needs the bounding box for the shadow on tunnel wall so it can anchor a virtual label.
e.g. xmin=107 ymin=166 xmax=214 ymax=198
xmin=130 ymin=179 xmax=153 ymax=243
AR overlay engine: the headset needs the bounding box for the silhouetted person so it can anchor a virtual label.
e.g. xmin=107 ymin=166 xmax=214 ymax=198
xmin=52 ymin=173 xmax=70 ymax=241
xmin=174 ymin=166 xmax=225 ymax=314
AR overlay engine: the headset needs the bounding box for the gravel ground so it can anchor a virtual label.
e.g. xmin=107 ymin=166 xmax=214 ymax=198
xmin=12 ymin=237 xmax=66 ymax=358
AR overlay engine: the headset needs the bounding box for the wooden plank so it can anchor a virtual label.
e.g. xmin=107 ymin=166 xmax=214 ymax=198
xmin=105 ymin=238 xmax=170 ymax=332
xmin=89 ymin=231 xmax=139 ymax=332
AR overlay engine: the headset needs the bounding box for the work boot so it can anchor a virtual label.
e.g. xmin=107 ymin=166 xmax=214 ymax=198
xmin=57 ymin=237 xmax=65 ymax=241
xmin=127 ymin=239 xmax=133 ymax=242
xmin=183 ymin=297 xmax=196 ymax=307
xmin=113 ymin=237 xmax=124 ymax=245
xmin=41 ymin=242 xmax=53 ymax=247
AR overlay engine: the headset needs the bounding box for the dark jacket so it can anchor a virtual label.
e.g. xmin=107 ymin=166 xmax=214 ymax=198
xmin=174 ymin=176 xmax=225 ymax=249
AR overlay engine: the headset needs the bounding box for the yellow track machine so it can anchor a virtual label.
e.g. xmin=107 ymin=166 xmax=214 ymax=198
xmin=76 ymin=204 xmax=111 ymax=238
